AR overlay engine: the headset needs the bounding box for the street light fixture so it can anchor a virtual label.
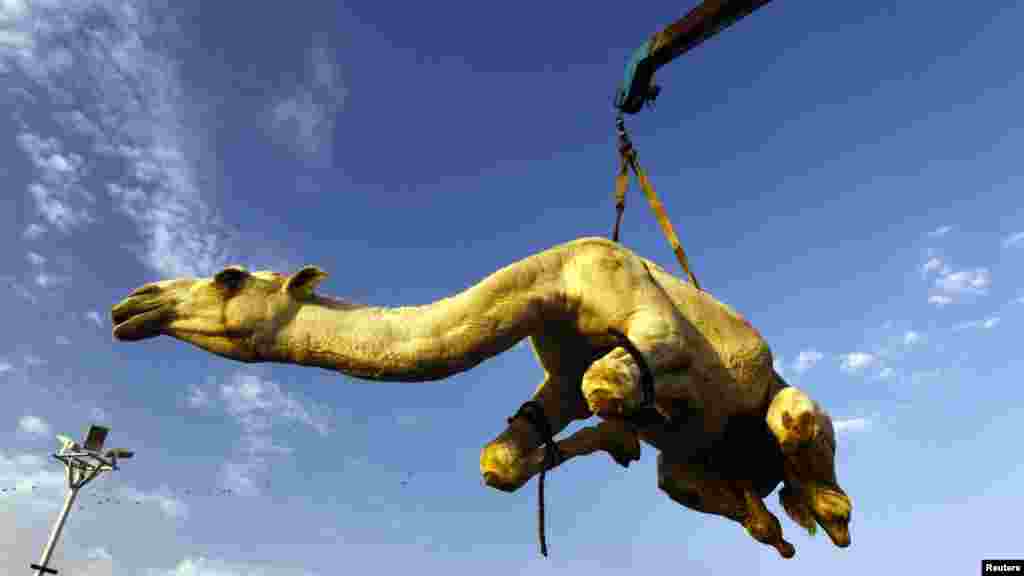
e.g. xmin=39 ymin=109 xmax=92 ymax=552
xmin=30 ymin=425 xmax=134 ymax=576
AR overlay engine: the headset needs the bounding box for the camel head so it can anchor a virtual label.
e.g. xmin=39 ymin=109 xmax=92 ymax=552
xmin=111 ymin=264 xmax=329 ymax=361
xmin=767 ymin=387 xmax=853 ymax=549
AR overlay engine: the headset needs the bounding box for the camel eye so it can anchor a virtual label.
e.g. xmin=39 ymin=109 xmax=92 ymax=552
xmin=214 ymin=267 xmax=248 ymax=290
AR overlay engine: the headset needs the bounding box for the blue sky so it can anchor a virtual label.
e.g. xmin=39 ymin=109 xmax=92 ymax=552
xmin=2 ymin=0 xmax=1023 ymax=574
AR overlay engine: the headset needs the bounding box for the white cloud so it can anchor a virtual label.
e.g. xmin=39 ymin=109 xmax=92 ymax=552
xmin=833 ymin=417 xmax=870 ymax=434
xmin=927 ymin=266 xmax=991 ymax=306
xmin=26 ymin=251 xmax=46 ymax=266
xmin=1003 ymin=231 xmax=1024 ymax=248
xmin=936 ymin=268 xmax=991 ymax=294
xmin=34 ymin=271 xmax=67 ymax=288
xmin=186 ymin=384 xmax=210 ymax=408
xmin=18 ymin=415 xmax=51 ymax=437
xmin=878 ymin=366 xmax=895 ymax=380
xmin=23 ymin=223 xmax=46 ymax=239
xmin=120 ymin=485 xmax=189 ymax=520
xmin=953 ymin=316 xmax=1001 ymax=331
xmin=85 ymin=310 xmax=103 ymax=327
xmin=2 ymin=0 xmax=234 ymax=279
xmin=147 ymin=555 xmax=307 ymax=576
xmin=927 ymin=225 xmax=953 ymax=238
xmin=241 ymin=434 xmax=293 ymax=457
xmin=271 ymin=35 xmax=345 ymax=165
xmin=921 ymin=257 xmax=943 ymax=276
xmin=87 ymin=547 xmax=114 ymax=561
xmin=903 ymin=331 xmax=921 ymax=346
xmin=220 ymin=372 xmax=330 ymax=436
xmin=839 ymin=352 xmax=876 ymax=373
xmin=792 ymin=349 xmax=824 ymax=374
xmin=16 ymin=132 xmax=93 ymax=233
xmin=0 ymin=359 xmax=13 ymax=373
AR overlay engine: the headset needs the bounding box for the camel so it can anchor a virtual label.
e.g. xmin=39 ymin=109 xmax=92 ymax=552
xmin=111 ymin=236 xmax=852 ymax=556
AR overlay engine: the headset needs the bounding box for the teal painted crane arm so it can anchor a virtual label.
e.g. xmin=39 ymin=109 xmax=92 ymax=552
xmin=615 ymin=0 xmax=775 ymax=115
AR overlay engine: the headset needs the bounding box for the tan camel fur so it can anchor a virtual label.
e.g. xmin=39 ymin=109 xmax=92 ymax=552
xmin=111 ymin=236 xmax=851 ymax=555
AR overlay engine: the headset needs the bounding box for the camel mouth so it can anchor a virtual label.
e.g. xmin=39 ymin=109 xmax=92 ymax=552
xmin=818 ymin=515 xmax=851 ymax=548
xmin=813 ymin=487 xmax=852 ymax=548
xmin=111 ymin=299 xmax=171 ymax=341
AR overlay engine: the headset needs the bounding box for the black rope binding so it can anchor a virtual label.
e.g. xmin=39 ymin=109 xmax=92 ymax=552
xmin=508 ymin=400 xmax=563 ymax=557
xmin=607 ymin=328 xmax=656 ymax=409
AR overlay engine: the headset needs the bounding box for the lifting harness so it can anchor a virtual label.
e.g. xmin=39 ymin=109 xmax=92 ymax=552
xmin=511 ymin=0 xmax=777 ymax=557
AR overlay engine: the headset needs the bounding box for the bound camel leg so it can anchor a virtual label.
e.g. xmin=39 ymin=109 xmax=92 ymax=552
xmin=479 ymin=372 xmax=591 ymax=492
xmin=520 ymin=418 xmax=643 ymax=478
xmin=580 ymin=312 xmax=692 ymax=419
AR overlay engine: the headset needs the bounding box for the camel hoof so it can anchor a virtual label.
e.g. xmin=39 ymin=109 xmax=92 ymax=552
xmin=777 ymin=541 xmax=796 ymax=559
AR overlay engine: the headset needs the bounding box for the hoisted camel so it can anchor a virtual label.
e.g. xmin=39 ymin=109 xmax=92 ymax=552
xmin=111 ymin=236 xmax=852 ymax=557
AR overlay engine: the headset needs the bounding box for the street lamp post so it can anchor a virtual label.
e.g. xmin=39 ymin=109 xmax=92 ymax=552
xmin=30 ymin=425 xmax=133 ymax=576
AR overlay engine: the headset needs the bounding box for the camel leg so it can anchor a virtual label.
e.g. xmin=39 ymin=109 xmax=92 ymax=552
xmin=479 ymin=373 xmax=590 ymax=492
xmin=516 ymin=418 xmax=643 ymax=482
xmin=656 ymin=452 xmax=795 ymax=559
xmin=579 ymin=311 xmax=694 ymax=420
xmin=740 ymin=485 xmax=796 ymax=558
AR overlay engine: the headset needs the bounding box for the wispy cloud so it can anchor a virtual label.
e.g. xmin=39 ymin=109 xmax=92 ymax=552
xmin=936 ymin=268 xmax=991 ymax=295
xmin=839 ymin=352 xmax=876 ymax=373
xmin=833 ymin=417 xmax=871 ymax=434
xmin=0 ymin=360 xmax=13 ymax=374
xmin=23 ymin=223 xmax=46 ymax=239
xmin=2 ymin=0 xmax=234 ymax=279
xmin=26 ymin=252 xmax=46 ymax=267
xmin=87 ymin=547 xmax=114 ymax=561
xmin=18 ymin=415 xmax=51 ymax=437
xmin=271 ymin=35 xmax=345 ymax=165
xmin=792 ymin=349 xmax=824 ymax=374
xmin=186 ymin=384 xmax=210 ymax=409
xmin=85 ymin=310 xmax=103 ymax=327
xmin=1003 ymin=231 xmax=1024 ymax=248
xmin=217 ymin=372 xmax=331 ymax=496
xmin=927 ymin=225 xmax=953 ymax=238
xmin=953 ymin=316 xmax=1000 ymax=331
xmin=147 ymin=556 xmax=306 ymax=576
xmin=927 ymin=264 xmax=991 ymax=306
xmin=903 ymin=330 xmax=921 ymax=346
xmin=118 ymin=484 xmax=189 ymax=520
xmin=15 ymin=132 xmax=94 ymax=233
xmin=221 ymin=372 xmax=330 ymax=437
xmin=921 ymin=257 xmax=943 ymax=277
xmin=878 ymin=366 xmax=895 ymax=380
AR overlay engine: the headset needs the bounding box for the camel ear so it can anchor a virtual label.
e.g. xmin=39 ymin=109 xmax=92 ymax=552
xmin=214 ymin=266 xmax=249 ymax=290
xmin=285 ymin=266 xmax=328 ymax=298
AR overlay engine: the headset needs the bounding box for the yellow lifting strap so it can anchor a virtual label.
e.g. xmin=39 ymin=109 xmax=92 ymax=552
xmin=613 ymin=118 xmax=702 ymax=292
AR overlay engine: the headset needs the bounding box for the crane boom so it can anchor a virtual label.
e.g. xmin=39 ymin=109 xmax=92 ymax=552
xmin=616 ymin=0 xmax=775 ymax=115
